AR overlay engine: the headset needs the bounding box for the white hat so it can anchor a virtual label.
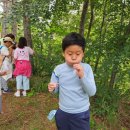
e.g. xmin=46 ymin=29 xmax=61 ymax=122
xmin=3 ymin=37 xmax=15 ymax=44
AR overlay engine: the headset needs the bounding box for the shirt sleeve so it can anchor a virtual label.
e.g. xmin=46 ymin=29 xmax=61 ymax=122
xmin=80 ymin=64 xmax=96 ymax=97
xmin=50 ymin=68 xmax=59 ymax=93
xmin=28 ymin=47 xmax=34 ymax=55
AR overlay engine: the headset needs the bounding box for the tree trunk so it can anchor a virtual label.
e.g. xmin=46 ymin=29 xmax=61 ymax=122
xmin=22 ymin=0 xmax=32 ymax=48
xmin=11 ymin=0 xmax=17 ymax=38
xmin=109 ymin=65 xmax=118 ymax=88
xmin=1 ymin=0 xmax=8 ymax=37
xmin=1 ymin=0 xmax=17 ymax=37
xmin=23 ymin=15 xmax=32 ymax=48
xmin=79 ymin=0 xmax=89 ymax=36
xmin=94 ymin=55 xmax=100 ymax=73
xmin=11 ymin=21 xmax=17 ymax=38
xmin=87 ymin=0 xmax=94 ymax=39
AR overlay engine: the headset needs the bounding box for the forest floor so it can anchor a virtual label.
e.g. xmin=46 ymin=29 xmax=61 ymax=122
xmin=0 ymin=93 xmax=58 ymax=130
xmin=0 ymin=92 xmax=129 ymax=130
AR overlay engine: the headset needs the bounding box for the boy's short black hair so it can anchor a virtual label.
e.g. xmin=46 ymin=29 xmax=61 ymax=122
xmin=62 ymin=32 xmax=86 ymax=52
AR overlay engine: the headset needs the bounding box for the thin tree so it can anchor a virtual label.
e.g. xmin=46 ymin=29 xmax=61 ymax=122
xmin=11 ymin=0 xmax=17 ymax=38
xmin=1 ymin=0 xmax=8 ymax=36
xmin=87 ymin=0 xmax=94 ymax=39
xmin=22 ymin=0 xmax=32 ymax=48
xmin=79 ymin=0 xmax=89 ymax=36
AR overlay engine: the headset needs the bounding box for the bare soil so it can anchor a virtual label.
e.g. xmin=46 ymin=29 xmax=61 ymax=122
xmin=0 ymin=92 xmax=58 ymax=130
xmin=0 ymin=92 xmax=129 ymax=130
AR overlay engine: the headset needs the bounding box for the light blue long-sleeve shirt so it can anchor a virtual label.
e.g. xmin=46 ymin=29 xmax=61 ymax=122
xmin=50 ymin=62 xmax=96 ymax=113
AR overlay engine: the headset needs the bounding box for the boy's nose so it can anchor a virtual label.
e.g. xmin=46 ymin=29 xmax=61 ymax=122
xmin=71 ymin=55 xmax=76 ymax=60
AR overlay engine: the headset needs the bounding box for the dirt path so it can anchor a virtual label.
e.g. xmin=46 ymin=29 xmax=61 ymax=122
xmin=0 ymin=93 xmax=58 ymax=130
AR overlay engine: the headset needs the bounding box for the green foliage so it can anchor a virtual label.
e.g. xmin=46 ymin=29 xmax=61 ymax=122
xmin=1 ymin=0 xmax=130 ymax=129
xmin=92 ymin=85 xmax=121 ymax=117
xmin=30 ymin=76 xmax=49 ymax=93
xmin=32 ymin=37 xmax=63 ymax=76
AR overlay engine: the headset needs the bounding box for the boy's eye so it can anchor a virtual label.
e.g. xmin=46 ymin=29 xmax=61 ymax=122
xmin=68 ymin=53 xmax=72 ymax=55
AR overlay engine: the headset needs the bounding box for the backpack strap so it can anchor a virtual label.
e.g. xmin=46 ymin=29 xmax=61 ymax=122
xmin=0 ymin=45 xmax=3 ymax=51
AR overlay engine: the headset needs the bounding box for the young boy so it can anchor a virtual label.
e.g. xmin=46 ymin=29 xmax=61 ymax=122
xmin=48 ymin=32 xmax=96 ymax=130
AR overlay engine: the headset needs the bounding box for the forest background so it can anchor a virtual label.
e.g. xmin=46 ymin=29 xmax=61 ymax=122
xmin=0 ymin=0 xmax=130 ymax=130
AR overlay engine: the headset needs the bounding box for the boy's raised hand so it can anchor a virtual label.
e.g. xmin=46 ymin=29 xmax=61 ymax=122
xmin=73 ymin=64 xmax=84 ymax=78
xmin=48 ymin=83 xmax=58 ymax=92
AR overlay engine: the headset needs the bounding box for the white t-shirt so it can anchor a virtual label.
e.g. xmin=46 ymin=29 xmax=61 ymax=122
xmin=0 ymin=45 xmax=13 ymax=81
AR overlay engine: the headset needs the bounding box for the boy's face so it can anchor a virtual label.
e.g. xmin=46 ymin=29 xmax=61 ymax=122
xmin=63 ymin=45 xmax=84 ymax=66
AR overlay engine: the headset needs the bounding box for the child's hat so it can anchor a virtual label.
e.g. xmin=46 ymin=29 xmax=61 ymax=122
xmin=3 ymin=37 xmax=15 ymax=44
